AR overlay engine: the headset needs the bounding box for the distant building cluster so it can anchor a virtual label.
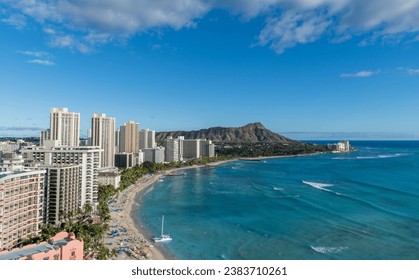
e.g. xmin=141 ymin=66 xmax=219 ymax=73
xmin=327 ymin=141 xmax=352 ymax=152
xmin=0 ymin=107 xmax=217 ymax=252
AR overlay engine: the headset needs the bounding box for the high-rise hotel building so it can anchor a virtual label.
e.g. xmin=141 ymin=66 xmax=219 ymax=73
xmin=119 ymin=121 xmax=140 ymax=153
xmin=50 ymin=108 xmax=80 ymax=146
xmin=139 ymin=129 xmax=156 ymax=150
xmin=22 ymin=142 xmax=101 ymax=208
xmin=0 ymin=170 xmax=46 ymax=251
xmin=91 ymin=113 xmax=115 ymax=168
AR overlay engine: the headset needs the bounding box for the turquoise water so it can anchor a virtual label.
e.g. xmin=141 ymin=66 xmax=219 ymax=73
xmin=135 ymin=141 xmax=419 ymax=259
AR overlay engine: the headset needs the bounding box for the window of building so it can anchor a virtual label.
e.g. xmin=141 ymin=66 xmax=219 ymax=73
xmin=54 ymin=254 xmax=59 ymax=260
xmin=43 ymin=256 xmax=49 ymax=260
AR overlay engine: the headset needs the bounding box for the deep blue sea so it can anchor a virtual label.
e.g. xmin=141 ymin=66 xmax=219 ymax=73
xmin=135 ymin=141 xmax=419 ymax=260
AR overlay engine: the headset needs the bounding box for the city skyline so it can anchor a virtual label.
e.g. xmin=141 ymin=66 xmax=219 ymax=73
xmin=1 ymin=1 xmax=419 ymax=140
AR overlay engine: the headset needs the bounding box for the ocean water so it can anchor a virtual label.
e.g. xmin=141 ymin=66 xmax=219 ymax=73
xmin=135 ymin=141 xmax=419 ymax=260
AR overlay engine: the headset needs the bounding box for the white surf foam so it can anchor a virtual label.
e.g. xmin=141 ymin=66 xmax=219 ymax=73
xmin=303 ymin=181 xmax=342 ymax=195
xmin=311 ymin=246 xmax=348 ymax=254
xmin=303 ymin=181 xmax=334 ymax=189
xmin=356 ymin=156 xmax=377 ymax=159
xmin=355 ymin=153 xmax=410 ymax=160
xmin=273 ymin=187 xmax=284 ymax=191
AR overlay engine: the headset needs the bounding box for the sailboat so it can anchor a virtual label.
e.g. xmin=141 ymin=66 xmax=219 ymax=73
xmin=153 ymin=215 xmax=172 ymax=242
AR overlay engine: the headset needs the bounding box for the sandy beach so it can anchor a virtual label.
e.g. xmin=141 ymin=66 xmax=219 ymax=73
xmin=104 ymin=159 xmax=237 ymax=260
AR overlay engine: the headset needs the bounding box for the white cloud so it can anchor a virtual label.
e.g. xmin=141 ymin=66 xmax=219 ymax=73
xmin=49 ymin=34 xmax=91 ymax=53
xmin=258 ymin=9 xmax=331 ymax=53
xmin=398 ymin=67 xmax=419 ymax=75
xmin=18 ymin=49 xmax=55 ymax=65
xmin=19 ymin=50 xmax=49 ymax=58
xmin=1 ymin=13 xmax=26 ymax=29
xmin=340 ymin=71 xmax=379 ymax=78
xmin=28 ymin=59 xmax=55 ymax=66
xmin=340 ymin=70 xmax=378 ymax=78
xmin=3 ymin=0 xmax=419 ymax=53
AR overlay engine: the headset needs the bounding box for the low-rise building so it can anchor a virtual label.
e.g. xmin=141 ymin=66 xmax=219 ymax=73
xmin=0 ymin=232 xmax=83 ymax=260
xmin=98 ymin=167 xmax=121 ymax=188
xmin=0 ymin=152 xmax=25 ymax=172
xmin=327 ymin=141 xmax=352 ymax=152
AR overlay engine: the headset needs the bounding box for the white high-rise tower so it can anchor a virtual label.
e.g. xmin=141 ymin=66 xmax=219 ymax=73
xmin=50 ymin=108 xmax=80 ymax=146
xmin=91 ymin=113 xmax=116 ymax=168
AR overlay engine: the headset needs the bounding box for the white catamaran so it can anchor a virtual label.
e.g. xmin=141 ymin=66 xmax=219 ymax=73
xmin=153 ymin=215 xmax=172 ymax=243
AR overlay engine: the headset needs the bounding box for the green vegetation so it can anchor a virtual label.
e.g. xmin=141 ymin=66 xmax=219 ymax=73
xmin=215 ymin=142 xmax=330 ymax=157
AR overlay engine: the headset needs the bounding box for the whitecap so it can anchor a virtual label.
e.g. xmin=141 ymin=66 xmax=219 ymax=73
xmin=378 ymin=153 xmax=409 ymax=158
xmin=273 ymin=187 xmax=284 ymax=191
xmin=356 ymin=156 xmax=377 ymax=159
xmin=311 ymin=246 xmax=348 ymax=254
xmin=302 ymin=181 xmax=334 ymax=189
xmin=355 ymin=153 xmax=410 ymax=160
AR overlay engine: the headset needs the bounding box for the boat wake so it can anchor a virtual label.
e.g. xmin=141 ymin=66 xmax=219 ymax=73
xmin=310 ymin=246 xmax=348 ymax=254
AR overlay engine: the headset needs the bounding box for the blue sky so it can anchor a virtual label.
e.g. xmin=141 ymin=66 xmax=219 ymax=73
xmin=1 ymin=1 xmax=419 ymax=140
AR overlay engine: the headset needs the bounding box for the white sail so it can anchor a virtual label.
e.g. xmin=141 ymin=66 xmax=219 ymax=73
xmin=153 ymin=215 xmax=172 ymax=243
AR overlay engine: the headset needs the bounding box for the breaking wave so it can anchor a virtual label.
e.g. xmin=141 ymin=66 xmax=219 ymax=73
xmin=302 ymin=181 xmax=334 ymax=189
xmin=311 ymin=246 xmax=348 ymax=254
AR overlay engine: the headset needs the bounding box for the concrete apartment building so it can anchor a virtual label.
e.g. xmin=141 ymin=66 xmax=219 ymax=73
xmin=44 ymin=165 xmax=81 ymax=225
xmin=0 ymin=232 xmax=83 ymax=260
xmin=182 ymin=139 xmax=201 ymax=160
xmin=91 ymin=113 xmax=116 ymax=168
xmin=39 ymin=129 xmax=50 ymax=146
xmin=0 ymin=170 xmax=46 ymax=251
xmin=50 ymin=108 xmax=80 ymax=147
xmin=115 ymin=153 xmax=135 ymax=169
xmin=139 ymin=129 xmax=156 ymax=149
xmin=0 ymin=153 xmax=25 ymax=172
xmin=200 ymin=139 xmax=215 ymax=157
xmin=165 ymin=136 xmax=185 ymax=162
xmin=98 ymin=167 xmax=120 ymax=188
xmin=22 ymin=141 xmax=101 ymax=207
xmin=143 ymin=147 xmax=165 ymax=164
xmin=119 ymin=121 xmax=140 ymax=153
xmin=164 ymin=136 xmax=180 ymax=162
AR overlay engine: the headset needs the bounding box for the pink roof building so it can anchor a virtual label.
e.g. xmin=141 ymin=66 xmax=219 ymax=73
xmin=0 ymin=232 xmax=84 ymax=260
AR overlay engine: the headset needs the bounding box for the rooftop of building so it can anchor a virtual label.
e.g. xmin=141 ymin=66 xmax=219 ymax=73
xmin=0 ymin=169 xmax=46 ymax=181
xmin=0 ymin=232 xmax=79 ymax=260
